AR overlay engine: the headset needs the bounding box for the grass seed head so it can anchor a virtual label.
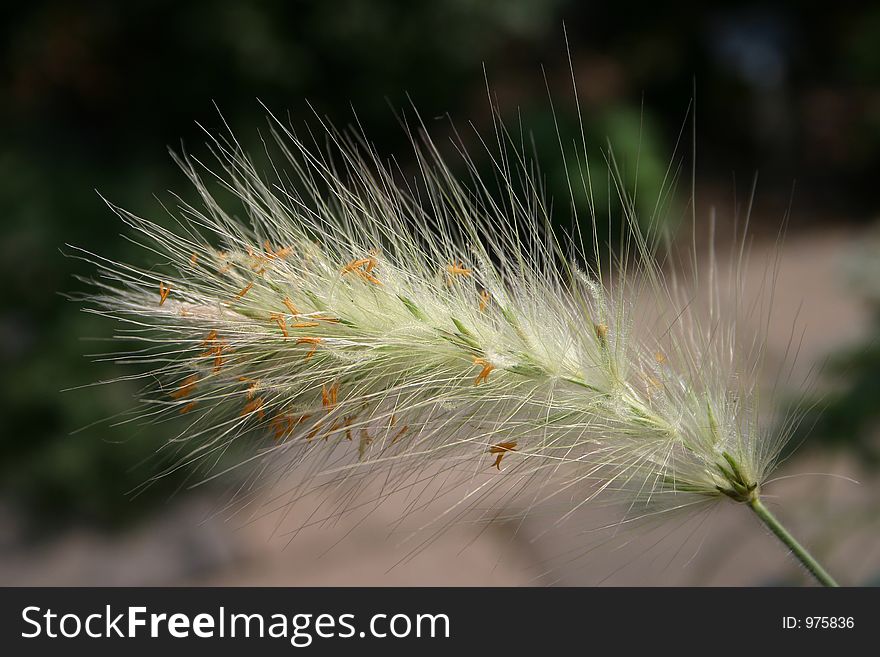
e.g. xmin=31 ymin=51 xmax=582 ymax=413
xmin=73 ymin=102 xmax=795 ymax=540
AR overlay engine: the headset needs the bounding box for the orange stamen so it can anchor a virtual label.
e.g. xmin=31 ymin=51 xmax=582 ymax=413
xmin=236 ymin=282 xmax=253 ymax=299
xmin=321 ymin=382 xmax=339 ymax=410
xmin=271 ymin=412 xmax=309 ymax=440
xmin=445 ymin=262 xmax=472 ymax=283
xmin=159 ymin=282 xmax=172 ymax=305
xmin=240 ymin=397 xmax=265 ymax=420
xmin=274 ymin=412 xmax=312 ymax=441
xmin=356 ymin=270 xmax=383 ymax=286
xmin=269 ymin=312 xmax=288 ymax=337
xmin=306 ymin=421 xmax=323 ymax=442
xmin=170 ymin=374 xmax=199 ymax=400
xmin=271 ymin=413 xmax=293 ymax=440
xmin=342 ymin=254 xmax=381 ymax=285
xmin=180 ymin=401 xmax=198 ymax=414
xmin=238 ymin=376 xmax=259 ymax=399
xmin=295 ymin=337 xmax=322 ymax=360
xmin=479 ymin=289 xmax=491 ymax=312
xmin=391 ymin=425 xmax=409 ymax=444
xmin=472 ymin=357 xmax=494 ymax=385
xmin=283 ymin=297 xmax=300 ymax=315
xmin=488 ymin=441 xmax=517 ymax=470
xmin=201 ymin=332 xmax=228 ymax=373
xmin=201 ymin=340 xmax=227 ymax=357
xmin=263 ymin=240 xmax=293 ymax=260
xmin=341 ymin=257 xmax=372 ymax=273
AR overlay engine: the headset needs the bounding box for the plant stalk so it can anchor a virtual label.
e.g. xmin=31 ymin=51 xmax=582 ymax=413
xmin=747 ymin=496 xmax=839 ymax=587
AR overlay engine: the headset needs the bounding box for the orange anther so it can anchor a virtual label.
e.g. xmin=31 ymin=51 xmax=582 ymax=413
xmin=295 ymin=337 xmax=322 ymax=361
xmin=201 ymin=338 xmax=227 ymax=356
xmin=190 ymin=252 xmax=199 ymax=266
xmin=341 ymin=257 xmax=372 ymax=273
xmin=270 ymin=412 xmax=309 ymax=440
xmin=391 ymin=425 xmax=409 ymax=444
xmin=263 ymin=241 xmax=293 ymax=260
xmin=364 ymin=254 xmax=377 ymax=272
xmin=272 ymin=412 xmax=312 ymax=440
xmin=170 ymin=374 xmax=199 ymax=399
xmin=159 ymin=282 xmax=172 ymax=305
xmin=488 ymin=441 xmax=517 ymax=470
xmin=201 ymin=332 xmax=228 ymax=373
xmin=240 ymin=396 xmax=265 ymax=420
xmin=445 ymin=261 xmax=472 ymax=282
xmin=305 ymin=421 xmax=323 ymax=442
xmin=180 ymin=401 xmax=198 ymax=414
xmin=358 ymin=270 xmax=383 ymax=286
xmin=236 ymin=282 xmax=253 ymax=299
xmin=321 ymin=382 xmax=339 ymax=410
xmin=270 ymin=413 xmax=294 ymax=440
xmin=238 ymin=376 xmax=259 ymax=399
xmin=283 ymin=297 xmax=300 ymax=315
xmin=269 ymin=312 xmax=288 ymax=337
xmin=291 ymin=321 xmax=320 ymax=329
xmin=479 ymin=289 xmax=491 ymax=312
xmin=472 ymin=357 xmax=494 ymax=385
xmin=342 ymin=254 xmax=381 ymax=285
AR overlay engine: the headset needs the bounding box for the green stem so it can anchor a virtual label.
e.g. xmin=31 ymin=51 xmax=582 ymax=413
xmin=747 ymin=496 xmax=839 ymax=587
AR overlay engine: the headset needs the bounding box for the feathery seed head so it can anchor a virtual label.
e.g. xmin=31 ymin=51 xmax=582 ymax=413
xmin=73 ymin=104 xmax=790 ymax=537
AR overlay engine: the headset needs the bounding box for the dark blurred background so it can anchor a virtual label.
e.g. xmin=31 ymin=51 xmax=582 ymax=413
xmin=1 ymin=1 xmax=878 ymax=584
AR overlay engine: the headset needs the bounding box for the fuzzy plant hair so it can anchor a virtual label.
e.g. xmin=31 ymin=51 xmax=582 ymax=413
xmin=71 ymin=96 xmax=838 ymax=586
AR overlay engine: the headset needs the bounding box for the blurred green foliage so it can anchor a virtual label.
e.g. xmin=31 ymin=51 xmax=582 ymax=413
xmin=3 ymin=0 xmax=880 ymax=533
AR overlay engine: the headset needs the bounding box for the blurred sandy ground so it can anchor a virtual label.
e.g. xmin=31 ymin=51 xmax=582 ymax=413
xmin=1 ymin=224 xmax=877 ymax=586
